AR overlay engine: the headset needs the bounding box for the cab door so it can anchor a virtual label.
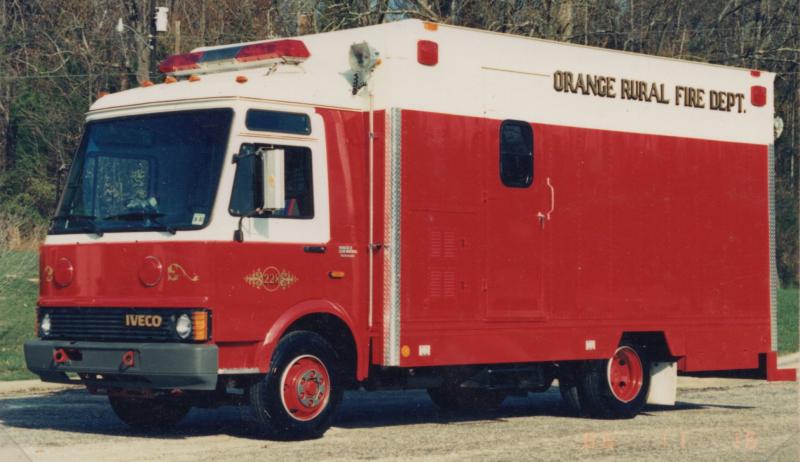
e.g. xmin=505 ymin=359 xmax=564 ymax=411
xmin=484 ymin=120 xmax=546 ymax=320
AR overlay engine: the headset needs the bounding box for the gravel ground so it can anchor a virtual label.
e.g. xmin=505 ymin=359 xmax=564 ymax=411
xmin=0 ymin=376 xmax=797 ymax=462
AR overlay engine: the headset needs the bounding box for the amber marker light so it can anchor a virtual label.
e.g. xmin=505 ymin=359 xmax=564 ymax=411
xmin=164 ymin=75 xmax=177 ymax=84
xmin=97 ymin=91 xmax=110 ymax=99
xmin=328 ymin=271 xmax=346 ymax=279
xmin=140 ymin=80 xmax=154 ymax=87
xmin=423 ymin=21 xmax=439 ymax=31
xmin=192 ymin=311 xmax=209 ymax=341
xmin=401 ymin=345 xmax=411 ymax=358
xmin=235 ymin=75 xmax=248 ymax=83
xmin=188 ymin=75 xmax=201 ymax=82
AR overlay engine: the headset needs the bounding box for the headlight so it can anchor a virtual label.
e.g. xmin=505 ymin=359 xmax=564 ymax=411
xmin=175 ymin=314 xmax=192 ymax=339
xmin=40 ymin=313 xmax=52 ymax=337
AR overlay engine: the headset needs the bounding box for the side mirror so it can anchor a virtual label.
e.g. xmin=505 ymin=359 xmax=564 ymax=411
xmin=260 ymin=148 xmax=285 ymax=211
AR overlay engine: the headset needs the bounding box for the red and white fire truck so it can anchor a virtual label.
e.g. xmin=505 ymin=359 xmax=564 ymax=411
xmin=25 ymin=19 xmax=795 ymax=439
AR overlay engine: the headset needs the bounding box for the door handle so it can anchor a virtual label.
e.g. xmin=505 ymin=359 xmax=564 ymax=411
xmin=537 ymin=177 xmax=555 ymax=228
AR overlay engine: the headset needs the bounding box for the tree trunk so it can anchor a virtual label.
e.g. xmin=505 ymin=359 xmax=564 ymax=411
xmin=130 ymin=0 xmax=153 ymax=84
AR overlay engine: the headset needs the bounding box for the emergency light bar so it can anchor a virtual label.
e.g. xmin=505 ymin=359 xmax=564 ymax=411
xmin=158 ymin=39 xmax=310 ymax=76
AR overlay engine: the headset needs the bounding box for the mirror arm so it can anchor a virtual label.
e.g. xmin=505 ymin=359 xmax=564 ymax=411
xmin=233 ymin=208 xmax=273 ymax=243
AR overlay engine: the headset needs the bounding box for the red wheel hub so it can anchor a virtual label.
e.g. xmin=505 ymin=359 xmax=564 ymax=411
xmin=607 ymin=346 xmax=644 ymax=403
xmin=280 ymin=355 xmax=331 ymax=421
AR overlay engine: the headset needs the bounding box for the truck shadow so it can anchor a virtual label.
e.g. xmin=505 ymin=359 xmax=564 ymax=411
xmin=0 ymin=388 xmax=753 ymax=440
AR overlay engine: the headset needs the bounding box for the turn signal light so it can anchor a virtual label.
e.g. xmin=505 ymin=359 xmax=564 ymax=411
xmin=192 ymin=311 xmax=209 ymax=341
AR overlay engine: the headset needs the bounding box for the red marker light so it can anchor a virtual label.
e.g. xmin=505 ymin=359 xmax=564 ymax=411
xmin=236 ymin=39 xmax=310 ymax=63
xmin=158 ymin=51 xmax=203 ymax=74
xmin=417 ymin=40 xmax=439 ymax=66
xmin=53 ymin=257 xmax=74 ymax=288
xmin=751 ymin=85 xmax=767 ymax=107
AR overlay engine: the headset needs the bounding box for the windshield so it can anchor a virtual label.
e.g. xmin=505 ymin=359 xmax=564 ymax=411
xmin=51 ymin=109 xmax=233 ymax=235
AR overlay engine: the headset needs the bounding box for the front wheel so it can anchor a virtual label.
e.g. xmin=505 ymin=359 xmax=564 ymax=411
xmin=577 ymin=344 xmax=650 ymax=419
xmin=108 ymin=395 xmax=191 ymax=430
xmin=250 ymin=331 xmax=343 ymax=440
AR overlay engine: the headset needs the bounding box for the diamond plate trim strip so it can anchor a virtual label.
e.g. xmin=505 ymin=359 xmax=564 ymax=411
xmin=768 ymin=144 xmax=778 ymax=352
xmin=383 ymin=108 xmax=402 ymax=366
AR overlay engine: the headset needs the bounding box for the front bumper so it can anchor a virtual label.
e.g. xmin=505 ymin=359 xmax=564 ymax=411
xmin=24 ymin=340 xmax=218 ymax=390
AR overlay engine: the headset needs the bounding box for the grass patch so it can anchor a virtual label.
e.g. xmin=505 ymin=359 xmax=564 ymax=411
xmin=778 ymin=288 xmax=799 ymax=353
xmin=0 ymin=250 xmax=38 ymax=380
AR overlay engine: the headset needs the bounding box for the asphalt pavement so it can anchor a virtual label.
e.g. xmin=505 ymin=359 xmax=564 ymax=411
xmin=0 ymin=372 xmax=797 ymax=461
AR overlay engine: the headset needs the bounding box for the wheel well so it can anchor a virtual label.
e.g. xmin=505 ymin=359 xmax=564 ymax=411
xmin=283 ymin=313 xmax=357 ymax=387
xmin=620 ymin=332 xmax=673 ymax=362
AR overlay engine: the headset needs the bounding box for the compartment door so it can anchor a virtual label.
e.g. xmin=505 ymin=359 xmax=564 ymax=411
xmin=484 ymin=119 xmax=546 ymax=320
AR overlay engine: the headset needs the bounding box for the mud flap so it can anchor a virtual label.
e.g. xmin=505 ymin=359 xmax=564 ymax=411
xmin=645 ymin=361 xmax=677 ymax=406
xmin=765 ymin=351 xmax=797 ymax=381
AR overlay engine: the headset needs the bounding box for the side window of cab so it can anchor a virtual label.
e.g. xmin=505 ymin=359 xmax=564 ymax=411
xmin=229 ymin=144 xmax=314 ymax=219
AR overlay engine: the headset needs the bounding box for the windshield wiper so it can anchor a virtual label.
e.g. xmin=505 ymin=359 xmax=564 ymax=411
xmin=51 ymin=214 xmax=103 ymax=237
xmin=52 ymin=213 xmax=97 ymax=222
xmin=102 ymin=211 xmax=176 ymax=235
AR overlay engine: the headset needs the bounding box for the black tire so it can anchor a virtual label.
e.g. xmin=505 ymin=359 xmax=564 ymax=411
xmin=427 ymin=384 xmax=507 ymax=413
xmin=577 ymin=343 xmax=650 ymax=419
xmin=557 ymin=362 xmax=583 ymax=415
xmin=108 ymin=395 xmax=191 ymax=430
xmin=250 ymin=331 xmax=343 ymax=440
xmin=558 ymin=378 xmax=582 ymax=415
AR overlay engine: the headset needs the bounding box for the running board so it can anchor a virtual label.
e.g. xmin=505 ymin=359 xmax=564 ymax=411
xmin=460 ymin=366 xmax=551 ymax=392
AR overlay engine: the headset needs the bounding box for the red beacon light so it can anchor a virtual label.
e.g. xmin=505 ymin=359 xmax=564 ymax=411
xmin=236 ymin=39 xmax=310 ymax=63
xmin=158 ymin=39 xmax=310 ymax=77
xmin=158 ymin=51 xmax=203 ymax=74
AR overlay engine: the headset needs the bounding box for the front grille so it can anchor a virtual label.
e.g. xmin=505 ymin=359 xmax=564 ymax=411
xmin=38 ymin=307 xmax=209 ymax=342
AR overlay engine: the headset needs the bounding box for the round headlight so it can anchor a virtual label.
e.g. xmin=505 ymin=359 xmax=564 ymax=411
xmin=40 ymin=313 xmax=52 ymax=337
xmin=175 ymin=314 xmax=192 ymax=339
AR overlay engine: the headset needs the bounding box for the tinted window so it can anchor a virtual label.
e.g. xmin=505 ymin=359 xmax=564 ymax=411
xmin=229 ymin=144 xmax=314 ymax=219
xmin=500 ymin=120 xmax=533 ymax=188
xmin=245 ymin=110 xmax=311 ymax=135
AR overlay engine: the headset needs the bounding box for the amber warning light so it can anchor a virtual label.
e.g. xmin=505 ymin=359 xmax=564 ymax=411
xmin=159 ymin=39 xmax=310 ymax=76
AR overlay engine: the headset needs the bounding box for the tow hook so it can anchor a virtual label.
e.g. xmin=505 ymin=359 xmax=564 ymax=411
xmin=121 ymin=350 xmax=136 ymax=368
xmin=52 ymin=348 xmax=69 ymax=364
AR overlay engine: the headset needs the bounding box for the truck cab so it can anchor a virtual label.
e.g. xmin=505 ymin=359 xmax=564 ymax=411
xmin=25 ymin=34 xmax=370 ymax=438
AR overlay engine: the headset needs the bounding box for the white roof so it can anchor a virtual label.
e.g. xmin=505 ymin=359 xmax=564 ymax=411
xmin=90 ymin=19 xmax=775 ymax=145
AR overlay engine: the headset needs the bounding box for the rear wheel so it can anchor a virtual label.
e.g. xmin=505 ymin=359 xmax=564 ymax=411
xmin=108 ymin=395 xmax=191 ymax=430
xmin=577 ymin=344 xmax=650 ymax=419
xmin=250 ymin=331 xmax=343 ymax=440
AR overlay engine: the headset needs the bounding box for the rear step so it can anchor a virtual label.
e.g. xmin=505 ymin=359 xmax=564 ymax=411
xmin=461 ymin=365 xmax=552 ymax=392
